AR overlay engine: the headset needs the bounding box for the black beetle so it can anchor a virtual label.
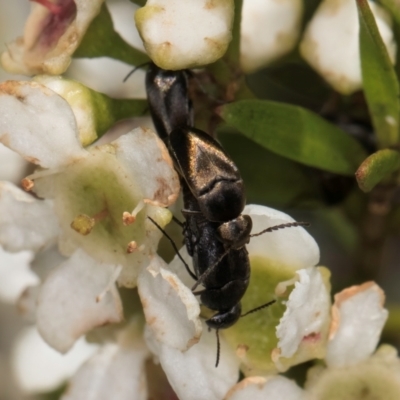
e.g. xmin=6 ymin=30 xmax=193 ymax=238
xmin=143 ymin=63 xmax=307 ymax=365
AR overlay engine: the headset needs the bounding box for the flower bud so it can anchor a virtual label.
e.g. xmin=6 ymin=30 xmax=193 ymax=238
xmin=300 ymin=0 xmax=397 ymax=94
xmin=135 ymin=0 xmax=234 ymax=70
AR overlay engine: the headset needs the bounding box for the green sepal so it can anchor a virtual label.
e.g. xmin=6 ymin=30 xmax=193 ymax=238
xmin=355 ymin=149 xmax=400 ymax=192
xmin=92 ymin=94 xmax=148 ymax=143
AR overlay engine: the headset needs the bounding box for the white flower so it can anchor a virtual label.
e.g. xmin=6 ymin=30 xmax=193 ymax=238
xmin=12 ymin=326 xmax=98 ymax=394
xmin=0 ymin=79 xmax=188 ymax=354
xmin=303 ymin=282 xmax=396 ymax=399
xmin=273 ymin=266 xmax=331 ymax=372
xmin=0 ymin=143 xmax=27 ymax=183
xmin=135 ymin=0 xmax=234 ymax=70
xmin=326 ymin=282 xmax=388 ymax=367
xmin=300 ymin=0 xmax=397 ymax=94
xmin=0 ymin=245 xmax=36 ymax=304
xmin=151 ymin=204 xmax=322 ymax=386
xmin=225 ymin=375 xmax=306 ymax=400
xmin=33 ymin=75 xmax=113 ymax=146
xmin=240 ymin=0 xmax=303 ymax=73
xmin=56 ymin=255 xmax=204 ymax=399
xmin=138 ymin=255 xmax=202 ymax=351
xmin=0 ymin=181 xmax=59 ymax=253
xmin=61 ymin=318 xmax=150 ymax=400
xmin=0 ymin=80 xmax=179 ymax=277
xmin=1 ymin=0 xmax=105 ymax=75
xmin=145 ymin=322 xmax=240 ymax=400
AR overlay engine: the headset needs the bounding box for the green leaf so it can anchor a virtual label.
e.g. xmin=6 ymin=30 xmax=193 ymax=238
xmin=220 ymin=99 xmax=368 ymax=176
xmin=379 ymin=0 xmax=400 ymax=26
xmin=379 ymin=0 xmax=400 ymax=83
xmin=355 ymin=149 xmax=400 ymax=192
xmin=246 ymin=62 xmax=330 ymax=109
xmin=357 ymin=0 xmax=400 ymax=147
xmin=74 ymin=4 xmax=149 ymax=66
xmin=218 ymin=131 xmax=324 ymax=209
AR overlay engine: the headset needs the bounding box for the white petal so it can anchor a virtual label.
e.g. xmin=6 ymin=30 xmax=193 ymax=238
xmin=0 ymin=245 xmax=36 ymax=303
xmin=245 ymin=204 xmax=320 ymax=270
xmin=274 ymin=267 xmax=331 ymax=368
xmin=0 ymin=81 xmax=87 ymax=168
xmin=1 ymin=0 xmax=104 ymax=75
xmin=112 ymin=127 xmax=180 ymax=207
xmin=12 ymin=326 xmax=97 ymax=394
xmin=62 ymin=321 xmax=149 ymax=400
xmin=225 ymin=376 xmax=306 ymax=400
xmin=31 ymin=244 xmax=68 ymax=280
xmin=326 ymin=282 xmax=388 ymax=367
xmin=300 ymin=0 xmax=397 ymax=94
xmin=138 ymin=256 xmax=201 ymax=351
xmin=135 ymin=0 xmax=234 ymax=69
xmin=18 ymin=285 xmax=41 ymax=322
xmin=37 ymin=142 xmax=171 ymax=274
xmin=145 ymin=323 xmax=239 ymax=400
xmin=240 ymin=0 xmax=303 ymax=73
xmin=34 ymin=75 xmax=100 ymax=147
xmin=167 ymin=245 xmax=197 ymax=289
xmin=0 ymin=143 xmax=27 ymax=183
xmin=0 ymin=181 xmax=59 ymax=252
xmin=37 ymin=249 xmax=123 ymax=353
xmin=17 ymin=246 xmax=67 ymax=321
xmin=305 ymin=345 xmax=400 ymax=398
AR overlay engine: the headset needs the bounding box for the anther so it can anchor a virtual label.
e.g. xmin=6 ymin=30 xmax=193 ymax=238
xmin=127 ymin=241 xmax=138 ymax=253
xmin=126 ymin=241 xmax=145 ymax=254
xmin=71 ymin=209 xmax=109 ymax=236
xmin=122 ymin=200 xmax=145 ymax=226
xmin=21 ymin=178 xmax=34 ymax=192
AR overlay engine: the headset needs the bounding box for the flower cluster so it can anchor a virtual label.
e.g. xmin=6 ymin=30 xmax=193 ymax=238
xmin=0 ymin=1 xmax=399 ymax=400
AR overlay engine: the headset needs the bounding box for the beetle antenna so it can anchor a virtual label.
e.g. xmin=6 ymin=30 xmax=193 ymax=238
xmin=147 ymin=216 xmax=197 ymax=281
xmin=241 ymin=299 xmax=276 ymax=318
xmin=250 ymin=221 xmax=310 ymax=238
xmin=191 ymin=248 xmax=230 ymax=291
xmin=215 ymin=329 xmax=221 ymax=368
xmin=123 ymin=62 xmax=150 ymax=82
xmin=172 ymin=215 xmax=185 ymax=227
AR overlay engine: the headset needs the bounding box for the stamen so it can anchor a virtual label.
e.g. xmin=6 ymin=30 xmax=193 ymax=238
xmin=21 ymin=178 xmax=34 ymax=192
xmin=275 ymin=276 xmax=299 ymax=296
xmin=25 ymin=167 xmax=63 ymax=181
xmin=122 ymin=200 xmax=145 ymax=226
xmin=127 ymin=241 xmax=138 ymax=253
xmin=127 ymin=242 xmax=145 ymax=254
